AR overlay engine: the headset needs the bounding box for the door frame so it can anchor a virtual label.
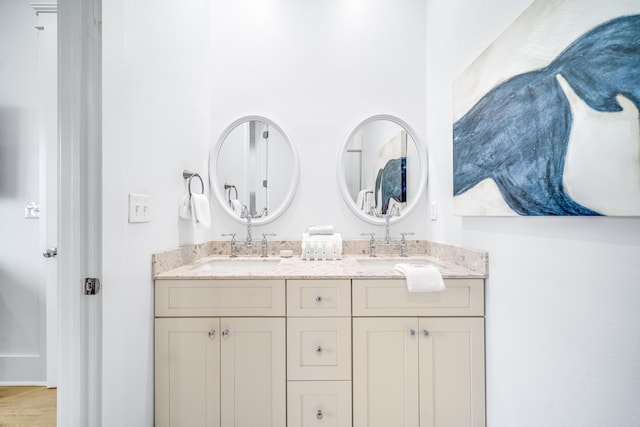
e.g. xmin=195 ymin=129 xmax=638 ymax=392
xmin=57 ymin=0 xmax=102 ymax=425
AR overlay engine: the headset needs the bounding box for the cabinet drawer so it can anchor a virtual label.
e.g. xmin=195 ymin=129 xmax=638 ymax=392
xmin=287 ymin=280 xmax=351 ymax=317
xmin=287 ymin=318 xmax=351 ymax=380
xmin=352 ymin=279 xmax=484 ymax=316
xmin=155 ymin=279 xmax=285 ymax=317
xmin=288 ymin=381 xmax=352 ymax=427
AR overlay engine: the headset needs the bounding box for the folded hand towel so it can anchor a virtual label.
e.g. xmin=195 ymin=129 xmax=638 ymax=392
xmin=190 ymin=193 xmax=211 ymax=228
xmin=393 ymin=263 xmax=445 ymax=292
xmin=307 ymin=225 xmax=335 ymax=235
xmin=178 ymin=193 xmax=192 ymax=219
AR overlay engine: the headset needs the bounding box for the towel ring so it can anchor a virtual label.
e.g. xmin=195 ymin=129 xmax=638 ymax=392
xmin=224 ymin=183 xmax=238 ymax=203
xmin=188 ymin=173 xmax=204 ymax=196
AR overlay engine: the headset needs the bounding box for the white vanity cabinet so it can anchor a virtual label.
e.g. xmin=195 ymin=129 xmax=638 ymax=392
xmin=154 ymin=279 xmax=286 ymax=427
xmin=352 ymin=279 xmax=485 ymax=427
xmin=154 ymin=275 xmax=485 ymax=427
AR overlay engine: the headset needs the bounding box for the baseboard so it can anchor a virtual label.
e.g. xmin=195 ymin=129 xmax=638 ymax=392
xmin=0 ymin=381 xmax=48 ymax=387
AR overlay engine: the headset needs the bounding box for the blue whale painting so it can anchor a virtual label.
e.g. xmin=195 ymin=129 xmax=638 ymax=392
xmin=453 ymin=14 xmax=640 ymax=216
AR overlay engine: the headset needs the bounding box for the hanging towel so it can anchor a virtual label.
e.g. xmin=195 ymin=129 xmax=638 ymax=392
xmin=356 ymin=189 xmax=373 ymax=212
xmin=178 ymin=193 xmax=192 ymax=219
xmin=190 ymin=193 xmax=211 ymax=228
xmin=230 ymin=199 xmax=242 ymax=214
xmin=393 ymin=263 xmax=446 ymax=292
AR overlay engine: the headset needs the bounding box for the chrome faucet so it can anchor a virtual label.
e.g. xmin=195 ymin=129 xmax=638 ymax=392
xmin=361 ymin=232 xmax=377 ymax=257
xmin=383 ymin=204 xmax=400 ymax=244
xmin=240 ymin=206 xmax=253 ymax=246
xmin=399 ymin=232 xmax=415 ymax=257
xmin=222 ymin=233 xmax=238 ymax=257
xmin=260 ymin=233 xmax=276 ymax=257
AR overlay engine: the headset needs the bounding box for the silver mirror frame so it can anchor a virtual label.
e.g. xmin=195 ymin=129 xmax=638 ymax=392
xmin=337 ymin=114 xmax=427 ymax=225
xmin=209 ymin=115 xmax=300 ymax=225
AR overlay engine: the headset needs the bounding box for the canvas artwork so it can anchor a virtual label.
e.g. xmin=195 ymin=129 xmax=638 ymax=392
xmin=453 ymin=0 xmax=640 ymax=216
xmin=373 ymin=130 xmax=407 ymax=215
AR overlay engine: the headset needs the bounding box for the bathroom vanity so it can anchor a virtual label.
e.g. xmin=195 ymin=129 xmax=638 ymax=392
xmin=153 ymin=241 xmax=487 ymax=427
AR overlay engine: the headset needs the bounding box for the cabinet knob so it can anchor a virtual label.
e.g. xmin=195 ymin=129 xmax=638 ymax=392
xmin=423 ymin=329 xmax=431 ymax=337
xmin=222 ymin=329 xmax=229 ymax=337
xmin=316 ymin=409 xmax=323 ymax=420
xmin=208 ymin=330 xmax=216 ymax=339
xmin=410 ymin=329 xmax=417 ymax=337
xmin=315 ymin=346 xmax=323 ymax=354
xmin=315 ymin=296 xmax=322 ymax=304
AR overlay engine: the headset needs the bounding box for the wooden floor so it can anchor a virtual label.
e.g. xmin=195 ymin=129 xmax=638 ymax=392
xmin=0 ymin=387 xmax=56 ymax=427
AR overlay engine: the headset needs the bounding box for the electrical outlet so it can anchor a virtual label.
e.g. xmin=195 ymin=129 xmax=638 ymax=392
xmin=129 ymin=193 xmax=151 ymax=223
xmin=430 ymin=202 xmax=438 ymax=221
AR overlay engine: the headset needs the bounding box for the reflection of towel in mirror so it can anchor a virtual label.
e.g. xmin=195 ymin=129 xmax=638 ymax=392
xmin=230 ymin=199 xmax=242 ymax=214
xmin=356 ymin=189 xmax=374 ymax=213
xmin=190 ymin=194 xmax=211 ymax=228
xmin=178 ymin=193 xmax=192 ymax=219
xmin=393 ymin=263 xmax=445 ymax=292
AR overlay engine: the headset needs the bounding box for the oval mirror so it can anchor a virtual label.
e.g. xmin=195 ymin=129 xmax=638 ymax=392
xmin=210 ymin=115 xmax=299 ymax=225
xmin=337 ymin=114 xmax=427 ymax=224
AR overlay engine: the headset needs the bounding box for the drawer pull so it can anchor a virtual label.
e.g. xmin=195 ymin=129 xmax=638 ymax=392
xmin=316 ymin=409 xmax=323 ymax=420
xmin=222 ymin=329 xmax=229 ymax=338
xmin=423 ymin=329 xmax=431 ymax=337
xmin=315 ymin=296 xmax=323 ymax=304
xmin=410 ymin=329 xmax=417 ymax=337
xmin=208 ymin=330 xmax=216 ymax=339
xmin=315 ymin=346 xmax=323 ymax=354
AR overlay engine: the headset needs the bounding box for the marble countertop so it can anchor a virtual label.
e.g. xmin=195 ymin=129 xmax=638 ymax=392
xmin=154 ymin=253 xmax=485 ymax=280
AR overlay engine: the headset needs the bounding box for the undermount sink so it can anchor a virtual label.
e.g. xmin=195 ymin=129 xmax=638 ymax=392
xmin=355 ymin=257 xmax=442 ymax=271
xmin=189 ymin=258 xmax=281 ymax=273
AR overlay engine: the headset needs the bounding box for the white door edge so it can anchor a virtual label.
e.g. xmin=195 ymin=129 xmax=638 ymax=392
xmin=57 ymin=0 xmax=102 ymax=425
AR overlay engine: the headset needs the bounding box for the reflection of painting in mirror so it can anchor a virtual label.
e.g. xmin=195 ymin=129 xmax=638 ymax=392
xmin=453 ymin=0 xmax=640 ymax=216
xmin=344 ymin=119 xmax=420 ymax=218
xmin=373 ymin=131 xmax=407 ymax=215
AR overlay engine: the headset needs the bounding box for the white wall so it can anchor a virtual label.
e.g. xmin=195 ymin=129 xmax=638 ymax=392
xmin=209 ymin=0 xmax=428 ymax=239
xmin=102 ymin=0 xmax=640 ymax=425
xmin=102 ymin=0 xmax=211 ymax=424
xmin=0 ymin=0 xmax=46 ymax=384
xmin=427 ymin=1 xmax=640 ymax=426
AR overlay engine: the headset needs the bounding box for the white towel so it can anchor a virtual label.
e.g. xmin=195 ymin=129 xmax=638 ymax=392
xmin=356 ymin=189 xmax=373 ymax=212
xmin=230 ymin=199 xmax=242 ymax=214
xmin=190 ymin=193 xmax=211 ymax=228
xmin=393 ymin=263 xmax=445 ymax=292
xmin=178 ymin=193 xmax=192 ymax=219
xmin=307 ymin=225 xmax=335 ymax=235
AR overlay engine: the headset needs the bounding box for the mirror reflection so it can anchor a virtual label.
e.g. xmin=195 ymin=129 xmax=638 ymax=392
xmin=340 ymin=115 xmax=426 ymax=223
xmin=211 ymin=116 xmax=298 ymax=224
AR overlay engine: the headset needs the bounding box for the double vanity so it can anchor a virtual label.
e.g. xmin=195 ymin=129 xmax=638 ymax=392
xmin=153 ymin=240 xmax=487 ymax=427
xmin=157 ymin=112 xmax=486 ymax=426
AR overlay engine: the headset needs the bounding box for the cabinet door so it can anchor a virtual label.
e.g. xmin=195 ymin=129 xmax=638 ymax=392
xmin=353 ymin=317 xmax=419 ymax=427
xmin=220 ymin=317 xmax=286 ymax=427
xmin=418 ymin=318 xmax=485 ymax=427
xmin=155 ymin=317 xmax=220 ymax=427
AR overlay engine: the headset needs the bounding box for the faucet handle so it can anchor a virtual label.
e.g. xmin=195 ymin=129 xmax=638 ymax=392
xmin=222 ymin=233 xmax=237 ymax=241
xmin=360 ymin=232 xmax=376 ymax=240
xmin=261 ymin=233 xmax=276 ymax=241
xmin=400 ymin=232 xmax=415 ymax=240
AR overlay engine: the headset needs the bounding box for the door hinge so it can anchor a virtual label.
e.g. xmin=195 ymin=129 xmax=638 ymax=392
xmin=84 ymin=278 xmax=101 ymax=295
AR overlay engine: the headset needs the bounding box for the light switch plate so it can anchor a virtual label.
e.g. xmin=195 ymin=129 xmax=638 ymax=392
xmin=129 ymin=193 xmax=150 ymax=223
